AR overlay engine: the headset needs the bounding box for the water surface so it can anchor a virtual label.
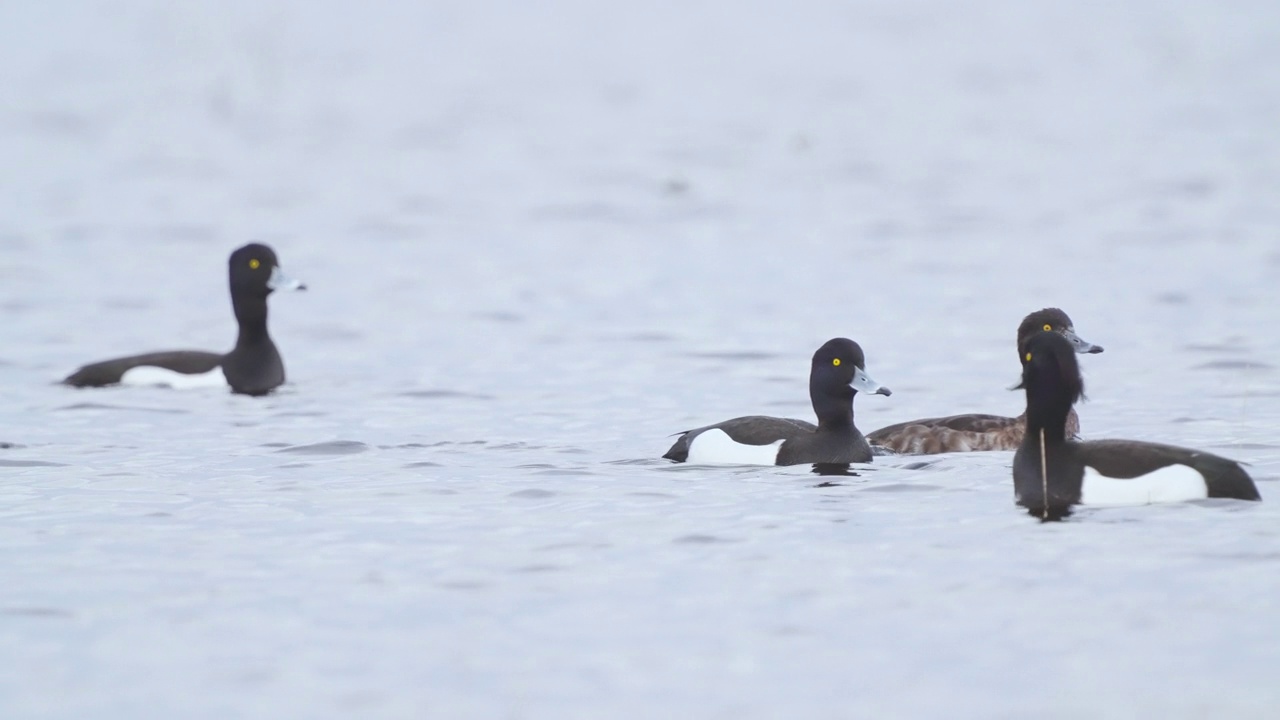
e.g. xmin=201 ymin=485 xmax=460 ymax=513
xmin=2 ymin=1 xmax=1279 ymax=718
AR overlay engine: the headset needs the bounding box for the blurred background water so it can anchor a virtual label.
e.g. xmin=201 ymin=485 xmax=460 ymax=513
xmin=2 ymin=1 xmax=1279 ymax=717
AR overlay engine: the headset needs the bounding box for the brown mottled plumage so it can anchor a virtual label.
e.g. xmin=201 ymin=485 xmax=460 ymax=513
xmin=867 ymin=308 xmax=1101 ymax=455
xmin=866 ymin=409 xmax=1081 ymax=454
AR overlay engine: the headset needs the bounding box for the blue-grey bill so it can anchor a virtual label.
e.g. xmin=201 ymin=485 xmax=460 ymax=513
xmin=1063 ymin=328 xmax=1103 ymax=354
xmin=268 ymin=266 xmax=307 ymax=291
xmin=852 ymin=368 xmax=892 ymax=396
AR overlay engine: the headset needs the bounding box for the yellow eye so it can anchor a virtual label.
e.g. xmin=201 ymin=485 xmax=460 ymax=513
xmin=1025 ymin=352 xmax=1032 ymax=362
xmin=832 ymin=358 xmax=841 ymax=367
xmin=249 ymin=259 xmax=261 ymax=270
xmin=1042 ymin=323 xmax=1051 ymax=331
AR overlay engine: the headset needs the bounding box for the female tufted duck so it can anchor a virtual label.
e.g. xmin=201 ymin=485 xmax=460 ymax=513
xmin=867 ymin=308 xmax=1102 ymax=454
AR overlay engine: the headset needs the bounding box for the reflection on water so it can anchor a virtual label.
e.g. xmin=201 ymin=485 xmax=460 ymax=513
xmin=811 ymin=462 xmax=859 ymax=478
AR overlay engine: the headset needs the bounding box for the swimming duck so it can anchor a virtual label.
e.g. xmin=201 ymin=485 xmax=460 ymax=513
xmin=1013 ymin=330 xmax=1260 ymax=519
xmin=866 ymin=308 xmax=1102 ymax=454
xmin=663 ymin=338 xmax=892 ymax=465
xmin=63 ymin=243 xmax=305 ymax=396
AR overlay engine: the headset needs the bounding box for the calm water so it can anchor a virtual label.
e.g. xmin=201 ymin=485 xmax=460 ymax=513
xmin=2 ymin=1 xmax=1280 ymax=718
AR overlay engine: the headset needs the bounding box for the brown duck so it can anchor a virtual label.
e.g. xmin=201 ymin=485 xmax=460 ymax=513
xmin=866 ymin=308 xmax=1102 ymax=454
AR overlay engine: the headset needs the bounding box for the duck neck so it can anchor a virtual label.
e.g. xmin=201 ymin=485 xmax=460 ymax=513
xmin=812 ymin=385 xmax=855 ymax=431
xmin=233 ymin=295 xmax=271 ymax=348
xmin=1024 ymin=386 xmax=1070 ymax=445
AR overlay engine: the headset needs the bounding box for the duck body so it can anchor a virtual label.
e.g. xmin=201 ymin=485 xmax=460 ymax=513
xmin=868 ymin=409 xmax=1081 ymax=454
xmin=1015 ymin=438 xmax=1259 ymax=518
xmin=63 ymin=351 xmax=226 ymax=389
xmin=664 ymin=415 xmax=876 ymax=465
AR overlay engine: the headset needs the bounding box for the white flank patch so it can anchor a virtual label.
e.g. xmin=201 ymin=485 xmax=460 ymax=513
xmin=121 ymin=366 xmax=226 ymax=390
xmin=1080 ymin=464 xmax=1208 ymax=506
xmin=684 ymin=429 xmax=784 ymax=466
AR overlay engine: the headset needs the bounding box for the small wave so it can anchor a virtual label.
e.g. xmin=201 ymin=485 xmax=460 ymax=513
xmin=275 ymin=440 xmax=369 ymax=455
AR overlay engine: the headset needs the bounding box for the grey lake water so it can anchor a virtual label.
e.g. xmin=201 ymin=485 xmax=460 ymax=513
xmin=3 ymin=1 xmax=1280 ymax=718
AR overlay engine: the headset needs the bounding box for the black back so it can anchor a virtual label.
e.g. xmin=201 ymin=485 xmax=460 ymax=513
xmin=661 ymin=415 xmax=823 ymax=463
xmin=1074 ymin=439 xmax=1259 ymax=500
xmin=62 ymin=351 xmax=224 ymax=387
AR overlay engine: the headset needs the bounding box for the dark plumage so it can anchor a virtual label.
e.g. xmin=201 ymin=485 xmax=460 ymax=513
xmin=62 ymin=243 xmax=305 ymax=396
xmin=1013 ymin=331 xmax=1260 ymax=520
xmin=63 ymin=351 xmax=224 ymax=387
xmin=663 ymin=338 xmax=892 ymax=466
xmin=867 ymin=308 xmax=1102 ymax=454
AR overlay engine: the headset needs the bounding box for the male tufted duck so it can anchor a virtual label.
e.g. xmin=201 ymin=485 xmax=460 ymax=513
xmin=63 ymin=243 xmax=305 ymax=397
xmin=1013 ymin=330 xmax=1259 ymax=520
xmin=663 ymin=338 xmax=892 ymax=466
